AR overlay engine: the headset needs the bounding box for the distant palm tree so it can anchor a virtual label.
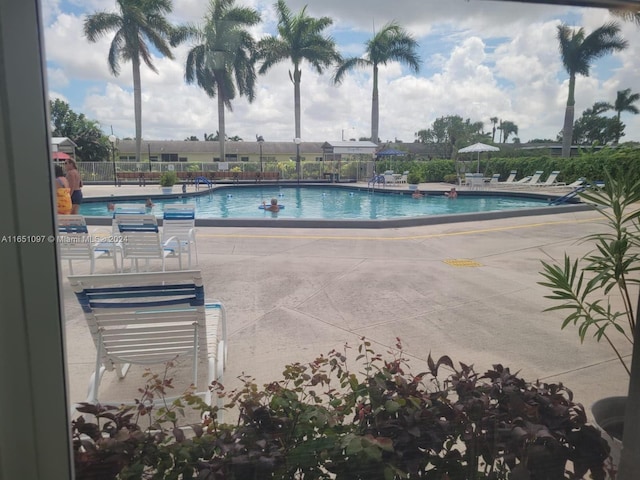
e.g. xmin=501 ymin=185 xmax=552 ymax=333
xmin=489 ymin=117 xmax=499 ymax=142
xmin=173 ymin=0 xmax=259 ymax=163
xmin=557 ymin=22 xmax=627 ymax=157
xmin=256 ymin=0 xmax=341 ymax=139
xmin=84 ymin=0 xmax=175 ymax=162
xmin=333 ymin=22 xmax=420 ymax=144
xmin=613 ymin=88 xmax=640 ymax=143
xmin=500 ymin=120 xmax=518 ymax=143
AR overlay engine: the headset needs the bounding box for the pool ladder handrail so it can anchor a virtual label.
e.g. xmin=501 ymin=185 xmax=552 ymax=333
xmin=194 ymin=176 xmax=214 ymax=191
xmin=368 ymin=174 xmax=385 ymax=192
xmin=549 ymin=185 xmax=586 ymax=205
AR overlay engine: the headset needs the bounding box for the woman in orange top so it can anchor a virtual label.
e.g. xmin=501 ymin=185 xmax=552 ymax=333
xmin=54 ymin=164 xmax=72 ymax=214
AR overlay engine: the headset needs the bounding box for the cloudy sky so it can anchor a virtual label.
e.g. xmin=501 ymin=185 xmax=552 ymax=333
xmin=42 ymin=0 xmax=640 ymax=144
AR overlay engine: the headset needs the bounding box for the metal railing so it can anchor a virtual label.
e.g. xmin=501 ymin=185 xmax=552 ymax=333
xmin=76 ymin=160 xmax=376 ymax=184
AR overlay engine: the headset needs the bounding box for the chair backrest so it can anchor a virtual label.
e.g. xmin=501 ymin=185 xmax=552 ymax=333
xmin=114 ymin=214 xmax=164 ymax=259
xmin=489 ymin=174 xmax=501 ymax=184
xmin=112 ymin=204 xmax=146 ymax=216
xmin=57 ymin=215 xmax=93 ymax=259
xmin=58 ymin=214 xmax=88 ymax=233
xmin=504 ymin=170 xmax=517 ymax=183
xmin=164 ymin=204 xmax=195 ymax=220
xmin=528 ymin=171 xmax=544 ymax=185
xmin=68 ymin=270 xmax=208 ymax=370
xmin=163 ymin=204 xmax=196 ymax=241
xmin=542 ymin=171 xmax=560 ymax=185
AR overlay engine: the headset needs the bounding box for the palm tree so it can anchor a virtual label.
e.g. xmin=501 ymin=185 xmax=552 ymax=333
xmin=84 ymin=0 xmax=176 ymax=162
xmin=500 ymin=120 xmax=518 ymax=143
xmin=557 ymin=22 xmax=627 ymax=157
xmin=173 ymin=0 xmax=259 ymax=163
xmin=613 ymin=88 xmax=640 ymax=143
xmin=489 ymin=117 xmax=499 ymax=142
xmin=256 ymin=0 xmax=341 ymax=139
xmin=333 ymin=22 xmax=420 ymax=144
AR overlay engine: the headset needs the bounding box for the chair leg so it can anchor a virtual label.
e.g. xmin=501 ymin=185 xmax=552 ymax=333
xmin=193 ymin=239 xmax=198 ymax=266
xmin=68 ymin=259 xmax=74 ymax=275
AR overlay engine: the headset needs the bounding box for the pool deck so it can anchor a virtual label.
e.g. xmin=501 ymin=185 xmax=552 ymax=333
xmin=61 ymin=182 xmax=629 ymax=429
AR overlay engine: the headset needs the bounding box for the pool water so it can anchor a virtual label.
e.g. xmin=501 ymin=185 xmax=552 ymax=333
xmin=80 ymin=186 xmax=550 ymax=220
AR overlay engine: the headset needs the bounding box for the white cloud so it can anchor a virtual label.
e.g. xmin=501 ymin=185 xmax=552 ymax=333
xmin=42 ymin=0 xmax=640 ymax=143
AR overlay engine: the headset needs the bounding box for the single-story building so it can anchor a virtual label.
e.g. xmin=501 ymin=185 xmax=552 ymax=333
xmin=114 ymin=139 xmax=382 ymax=163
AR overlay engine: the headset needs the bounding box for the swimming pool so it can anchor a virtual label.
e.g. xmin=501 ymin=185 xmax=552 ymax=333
xmin=80 ymin=185 xmax=583 ymax=229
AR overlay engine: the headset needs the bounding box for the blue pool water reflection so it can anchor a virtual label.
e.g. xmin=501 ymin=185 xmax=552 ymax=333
xmin=80 ymin=186 xmax=551 ymax=220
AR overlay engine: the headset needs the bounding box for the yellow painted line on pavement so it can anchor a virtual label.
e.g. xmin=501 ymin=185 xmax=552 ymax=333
xmin=444 ymin=259 xmax=483 ymax=267
xmin=198 ymin=216 xmax=600 ymax=242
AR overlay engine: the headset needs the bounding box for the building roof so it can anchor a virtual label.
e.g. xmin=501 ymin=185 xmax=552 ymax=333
xmin=51 ymin=136 xmax=77 ymax=147
xmin=117 ymin=139 xmax=327 ymax=155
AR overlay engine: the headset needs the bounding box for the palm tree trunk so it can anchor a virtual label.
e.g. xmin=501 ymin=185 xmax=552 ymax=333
xmin=217 ymin=83 xmax=225 ymax=163
xmin=616 ymin=111 xmax=622 ymax=144
xmin=562 ymin=74 xmax=576 ymax=158
xmin=293 ymin=65 xmax=301 ymax=139
xmin=132 ymin=57 xmax=142 ymax=162
xmin=371 ymin=64 xmax=379 ymax=144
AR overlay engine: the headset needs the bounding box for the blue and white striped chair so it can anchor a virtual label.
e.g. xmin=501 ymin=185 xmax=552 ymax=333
xmin=68 ymin=270 xmax=227 ymax=406
xmin=114 ymin=214 xmax=181 ymax=272
xmin=162 ymin=204 xmax=198 ymax=268
xmin=57 ymin=215 xmax=113 ymax=274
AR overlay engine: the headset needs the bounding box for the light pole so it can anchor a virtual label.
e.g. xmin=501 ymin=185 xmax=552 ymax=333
xmin=257 ymin=135 xmax=264 ymax=173
xmin=108 ymin=134 xmax=117 ymax=187
xmin=294 ymin=137 xmax=301 ymax=184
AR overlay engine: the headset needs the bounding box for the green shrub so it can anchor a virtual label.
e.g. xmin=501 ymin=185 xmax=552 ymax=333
xmin=406 ymin=171 xmax=421 ymax=184
xmin=72 ymin=340 xmax=612 ymax=480
xmin=159 ymin=170 xmax=177 ymax=187
xmin=443 ymin=174 xmax=458 ymax=184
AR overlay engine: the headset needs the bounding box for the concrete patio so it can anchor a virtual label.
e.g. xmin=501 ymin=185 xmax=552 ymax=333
xmin=60 ymin=183 xmax=630 ymax=422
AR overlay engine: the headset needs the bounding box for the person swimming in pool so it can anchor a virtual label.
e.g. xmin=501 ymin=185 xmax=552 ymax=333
xmin=444 ymin=187 xmax=458 ymax=199
xmin=263 ymin=198 xmax=280 ymax=213
xmin=412 ymin=189 xmax=424 ymax=199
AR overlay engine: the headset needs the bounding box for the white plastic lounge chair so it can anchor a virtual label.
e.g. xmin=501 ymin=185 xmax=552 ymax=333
xmin=552 ymin=178 xmax=585 ymax=189
xmin=526 ymin=170 xmax=545 ymax=186
xmin=397 ymin=171 xmax=409 ymax=184
xmin=537 ymin=171 xmax=565 ymax=187
xmin=493 ymin=170 xmax=517 ymax=187
xmin=163 ymin=204 xmax=198 ymax=268
xmin=512 ymin=171 xmax=544 ymax=188
xmin=383 ymin=171 xmax=396 ymax=185
xmin=465 ymin=173 xmax=485 ymax=190
xmin=68 ymin=270 xmax=227 ymax=406
xmin=488 ymin=174 xmax=501 ymax=185
xmin=88 ymin=205 xmax=149 ymax=264
xmin=57 ymin=215 xmax=113 ymax=274
xmin=114 ymin=214 xmax=182 ymax=272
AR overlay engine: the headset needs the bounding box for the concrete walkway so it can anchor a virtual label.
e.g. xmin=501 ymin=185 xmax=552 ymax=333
xmin=60 ymin=183 xmax=628 ymax=420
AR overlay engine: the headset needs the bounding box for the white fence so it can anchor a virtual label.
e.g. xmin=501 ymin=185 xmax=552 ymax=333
xmin=77 ymin=160 xmax=375 ymax=184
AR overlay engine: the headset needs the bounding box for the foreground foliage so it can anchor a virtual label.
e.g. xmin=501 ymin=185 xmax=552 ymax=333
xmin=72 ymin=340 xmax=611 ymax=479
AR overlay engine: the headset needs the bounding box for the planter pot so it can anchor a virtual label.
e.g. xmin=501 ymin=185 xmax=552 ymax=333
xmin=161 ymin=186 xmax=174 ymax=194
xmin=408 ymin=184 xmax=418 ymax=191
xmin=592 ymin=396 xmax=625 ymax=464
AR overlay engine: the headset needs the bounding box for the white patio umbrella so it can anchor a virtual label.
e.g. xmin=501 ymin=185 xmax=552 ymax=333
xmin=458 ymin=142 xmax=500 ymax=173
